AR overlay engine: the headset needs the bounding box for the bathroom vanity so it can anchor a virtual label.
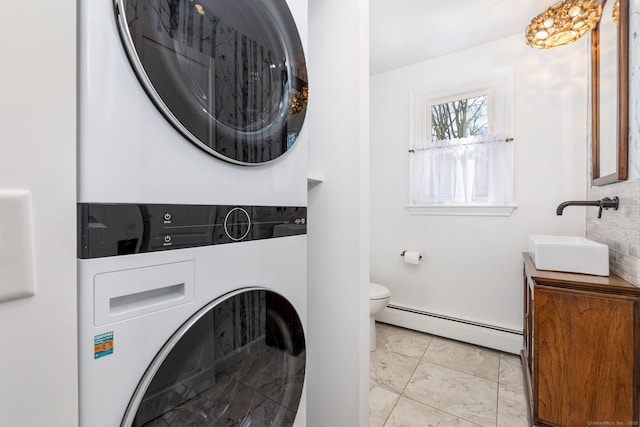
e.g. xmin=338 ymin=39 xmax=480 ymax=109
xmin=521 ymin=253 xmax=639 ymax=427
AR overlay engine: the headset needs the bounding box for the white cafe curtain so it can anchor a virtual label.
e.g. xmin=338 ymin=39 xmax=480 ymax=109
xmin=409 ymin=133 xmax=513 ymax=205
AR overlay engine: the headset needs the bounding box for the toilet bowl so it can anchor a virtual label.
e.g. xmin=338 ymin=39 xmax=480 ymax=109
xmin=369 ymin=282 xmax=391 ymax=352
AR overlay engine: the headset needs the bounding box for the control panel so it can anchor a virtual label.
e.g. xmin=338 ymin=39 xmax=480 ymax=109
xmin=78 ymin=203 xmax=307 ymax=259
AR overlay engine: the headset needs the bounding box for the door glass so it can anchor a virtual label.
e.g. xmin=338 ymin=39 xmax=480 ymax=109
xmin=124 ymin=289 xmax=305 ymax=426
xmin=117 ymin=0 xmax=308 ymax=164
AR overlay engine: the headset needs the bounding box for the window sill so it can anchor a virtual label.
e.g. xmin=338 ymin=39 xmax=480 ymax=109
xmin=407 ymin=204 xmax=518 ymax=217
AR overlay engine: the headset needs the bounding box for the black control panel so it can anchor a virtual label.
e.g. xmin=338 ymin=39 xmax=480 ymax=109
xmin=78 ymin=203 xmax=307 ymax=259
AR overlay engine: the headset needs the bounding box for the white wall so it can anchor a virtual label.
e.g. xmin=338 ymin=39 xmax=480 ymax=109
xmin=307 ymin=0 xmax=370 ymax=425
xmin=370 ymin=34 xmax=588 ymax=351
xmin=0 ymin=1 xmax=78 ymax=426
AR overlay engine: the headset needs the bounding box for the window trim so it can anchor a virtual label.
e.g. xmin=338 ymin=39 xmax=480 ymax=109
xmin=408 ymin=69 xmax=515 ymax=216
xmin=406 ymin=204 xmax=518 ymax=217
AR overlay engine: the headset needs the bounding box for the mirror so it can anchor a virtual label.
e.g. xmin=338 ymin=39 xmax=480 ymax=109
xmin=591 ymin=0 xmax=629 ymax=185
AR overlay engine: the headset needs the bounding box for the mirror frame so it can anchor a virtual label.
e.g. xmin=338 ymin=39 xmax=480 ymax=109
xmin=591 ymin=0 xmax=629 ymax=186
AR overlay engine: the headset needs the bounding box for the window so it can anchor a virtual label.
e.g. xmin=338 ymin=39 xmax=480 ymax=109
xmin=431 ymin=94 xmax=488 ymax=141
xmin=409 ymin=71 xmax=516 ymax=216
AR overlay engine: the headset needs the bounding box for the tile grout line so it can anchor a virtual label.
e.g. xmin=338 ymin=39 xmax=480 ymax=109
xmin=495 ymin=354 xmax=502 ymax=427
xmin=397 ymin=395 xmax=485 ymax=427
xmin=383 ymin=332 xmax=495 ymax=427
xmin=380 ymin=329 xmax=434 ymax=426
xmin=373 ymin=325 xmax=523 ymax=427
xmin=414 ymin=349 xmax=501 ymax=427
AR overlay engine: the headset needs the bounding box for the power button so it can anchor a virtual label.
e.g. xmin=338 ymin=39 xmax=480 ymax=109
xmin=223 ymin=208 xmax=251 ymax=241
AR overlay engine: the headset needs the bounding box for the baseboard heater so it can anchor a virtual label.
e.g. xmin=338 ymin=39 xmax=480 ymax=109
xmin=387 ymin=304 xmax=522 ymax=336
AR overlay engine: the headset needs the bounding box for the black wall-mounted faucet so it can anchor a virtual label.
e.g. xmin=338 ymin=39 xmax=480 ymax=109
xmin=556 ymin=196 xmax=619 ymax=218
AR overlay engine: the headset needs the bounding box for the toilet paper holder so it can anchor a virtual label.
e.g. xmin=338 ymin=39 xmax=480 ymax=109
xmin=400 ymin=250 xmax=422 ymax=260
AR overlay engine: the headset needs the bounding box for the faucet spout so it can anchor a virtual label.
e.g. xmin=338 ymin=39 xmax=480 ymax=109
xmin=556 ymin=200 xmax=600 ymax=215
xmin=556 ymin=197 xmax=619 ymax=218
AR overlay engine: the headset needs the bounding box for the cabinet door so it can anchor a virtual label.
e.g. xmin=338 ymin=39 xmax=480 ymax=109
xmin=534 ymin=286 xmax=636 ymax=426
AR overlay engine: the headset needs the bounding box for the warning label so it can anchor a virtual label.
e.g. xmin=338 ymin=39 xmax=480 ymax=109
xmin=94 ymin=331 xmax=114 ymax=359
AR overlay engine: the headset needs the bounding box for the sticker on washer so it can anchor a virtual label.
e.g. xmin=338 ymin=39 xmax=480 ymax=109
xmin=94 ymin=331 xmax=114 ymax=359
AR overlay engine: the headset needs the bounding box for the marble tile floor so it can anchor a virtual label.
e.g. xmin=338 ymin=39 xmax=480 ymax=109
xmin=370 ymin=322 xmax=528 ymax=427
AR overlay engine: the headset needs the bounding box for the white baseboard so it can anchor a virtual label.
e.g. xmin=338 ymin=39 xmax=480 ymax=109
xmin=376 ymin=305 xmax=523 ymax=355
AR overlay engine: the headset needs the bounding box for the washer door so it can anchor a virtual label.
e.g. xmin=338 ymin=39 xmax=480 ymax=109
xmin=116 ymin=0 xmax=308 ymax=165
xmin=122 ymin=288 xmax=305 ymax=426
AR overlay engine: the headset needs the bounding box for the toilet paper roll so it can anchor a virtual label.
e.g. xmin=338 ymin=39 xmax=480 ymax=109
xmin=402 ymin=251 xmax=422 ymax=265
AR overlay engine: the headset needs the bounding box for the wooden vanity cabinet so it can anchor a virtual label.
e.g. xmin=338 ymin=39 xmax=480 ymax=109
xmin=521 ymin=253 xmax=640 ymax=427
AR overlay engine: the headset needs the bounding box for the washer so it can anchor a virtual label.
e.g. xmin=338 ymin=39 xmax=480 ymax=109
xmin=78 ymin=0 xmax=308 ymax=206
xmin=78 ymin=203 xmax=307 ymax=426
xmin=77 ymin=0 xmax=308 ymax=425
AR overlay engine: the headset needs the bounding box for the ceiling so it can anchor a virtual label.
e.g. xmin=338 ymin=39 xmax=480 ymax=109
xmin=369 ymin=0 xmax=546 ymax=75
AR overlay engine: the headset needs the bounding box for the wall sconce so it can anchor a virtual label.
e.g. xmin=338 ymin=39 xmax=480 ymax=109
xmin=525 ymin=0 xmax=602 ymax=49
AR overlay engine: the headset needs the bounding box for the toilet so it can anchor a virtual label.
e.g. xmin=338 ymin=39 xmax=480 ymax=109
xmin=369 ymin=282 xmax=391 ymax=351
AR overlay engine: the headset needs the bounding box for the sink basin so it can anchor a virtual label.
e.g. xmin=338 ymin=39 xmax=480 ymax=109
xmin=529 ymin=235 xmax=609 ymax=276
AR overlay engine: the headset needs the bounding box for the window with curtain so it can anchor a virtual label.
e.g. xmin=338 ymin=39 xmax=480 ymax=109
xmin=409 ymin=133 xmax=513 ymax=204
xmin=408 ymin=72 xmax=516 ymax=216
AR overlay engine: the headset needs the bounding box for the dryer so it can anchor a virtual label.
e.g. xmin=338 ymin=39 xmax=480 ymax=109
xmin=77 ymin=0 xmax=309 ymax=425
xmin=78 ymin=0 xmax=308 ymax=206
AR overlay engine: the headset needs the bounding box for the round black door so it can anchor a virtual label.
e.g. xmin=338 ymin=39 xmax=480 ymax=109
xmin=122 ymin=288 xmax=305 ymax=426
xmin=116 ymin=0 xmax=308 ymax=165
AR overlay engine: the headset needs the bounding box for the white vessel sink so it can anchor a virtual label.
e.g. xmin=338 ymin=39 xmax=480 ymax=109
xmin=529 ymin=235 xmax=609 ymax=276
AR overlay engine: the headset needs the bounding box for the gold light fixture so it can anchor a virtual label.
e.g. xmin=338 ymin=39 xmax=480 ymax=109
xmin=525 ymin=0 xmax=602 ymax=49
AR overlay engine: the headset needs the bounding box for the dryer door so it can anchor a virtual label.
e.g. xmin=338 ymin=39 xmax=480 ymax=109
xmin=116 ymin=0 xmax=308 ymax=165
xmin=121 ymin=288 xmax=305 ymax=426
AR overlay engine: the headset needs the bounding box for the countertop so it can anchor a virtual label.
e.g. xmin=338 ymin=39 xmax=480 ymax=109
xmin=523 ymin=252 xmax=639 ymax=296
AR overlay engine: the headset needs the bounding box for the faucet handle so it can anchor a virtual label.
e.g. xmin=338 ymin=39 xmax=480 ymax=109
xmin=598 ymin=196 xmax=619 ymax=218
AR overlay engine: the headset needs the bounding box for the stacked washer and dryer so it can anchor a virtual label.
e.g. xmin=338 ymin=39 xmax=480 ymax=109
xmin=77 ymin=0 xmax=308 ymax=426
